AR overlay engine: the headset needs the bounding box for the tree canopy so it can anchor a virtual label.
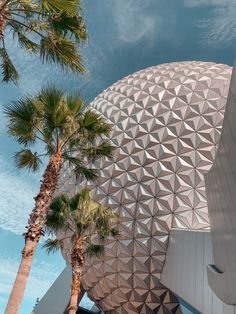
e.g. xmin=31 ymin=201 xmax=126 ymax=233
xmin=44 ymin=188 xmax=119 ymax=257
xmin=4 ymin=85 xmax=114 ymax=181
xmin=0 ymin=0 xmax=87 ymax=84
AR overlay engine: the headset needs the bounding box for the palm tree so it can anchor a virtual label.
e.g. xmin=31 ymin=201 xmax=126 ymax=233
xmin=4 ymin=85 xmax=113 ymax=314
xmin=43 ymin=189 xmax=119 ymax=314
xmin=0 ymin=0 xmax=87 ymax=84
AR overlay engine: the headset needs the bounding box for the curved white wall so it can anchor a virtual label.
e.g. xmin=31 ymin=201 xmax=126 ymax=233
xmin=161 ymin=229 xmax=236 ymax=314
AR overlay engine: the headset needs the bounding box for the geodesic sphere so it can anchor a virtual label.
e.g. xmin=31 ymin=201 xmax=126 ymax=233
xmin=60 ymin=61 xmax=231 ymax=313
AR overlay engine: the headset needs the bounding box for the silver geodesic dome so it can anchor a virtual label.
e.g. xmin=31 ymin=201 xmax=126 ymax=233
xmin=59 ymin=61 xmax=231 ymax=313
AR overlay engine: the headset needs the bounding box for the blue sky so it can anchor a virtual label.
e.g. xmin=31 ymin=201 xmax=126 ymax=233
xmin=1 ymin=0 xmax=236 ymax=313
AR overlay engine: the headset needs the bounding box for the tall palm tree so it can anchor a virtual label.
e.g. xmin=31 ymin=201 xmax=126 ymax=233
xmin=43 ymin=189 xmax=119 ymax=314
xmin=4 ymin=85 xmax=113 ymax=314
xmin=0 ymin=0 xmax=87 ymax=84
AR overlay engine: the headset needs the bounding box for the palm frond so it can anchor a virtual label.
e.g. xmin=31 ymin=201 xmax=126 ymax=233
xmin=17 ymin=33 xmax=40 ymax=52
xmin=82 ymin=140 xmax=114 ymax=161
xmin=45 ymin=142 xmax=55 ymax=156
xmin=4 ymin=97 xmax=36 ymax=122
xmin=4 ymin=96 xmax=38 ymax=145
xmin=62 ymin=155 xmax=99 ymax=181
xmin=66 ymin=94 xmax=84 ymax=115
xmin=37 ymin=85 xmax=64 ymax=112
xmin=11 ymin=1 xmax=40 ymax=12
xmin=79 ymin=110 xmax=112 ymax=143
xmin=1 ymin=0 xmax=87 ymax=82
xmin=67 ymin=137 xmax=82 ymax=150
xmin=94 ymin=206 xmax=119 ymax=240
xmin=40 ymin=36 xmax=85 ymax=73
xmin=45 ymin=189 xmax=119 ymax=261
xmin=94 ymin=122 xmax=112 ymax=137
xmin=97 ymin=227 xmax=119 ymax=241
xmin=42 ymin=0 xmax=81 ymax=15
xmin=84 ymin=110 xmax=111 ymax=134
xmin=43 ymin=238 xmax=64 ymax=254
xmin=85 ymin=244 xmax=104 ymax=257
xmin=7 ymin=21 xmax=40 ymax=53
xmin=69 ymin=192 xmax=81 ymax=211
xmin=46 ymin=194 xmax=69 ymax=230
xmin=14 ymin=149 xmax=42 ymax=171
xmin=110 ymin=228 xmax=120 ymax=237
xmin=62 ymin=154 xmax=80 ymax=166
xmin=78 ymin=187 xmax=91 ymax=200
xmin=50 ymin=13 xmax=87 ymax=42
xmin=81 ymin=110 xmax=103 ymax=128
xmin=0 ymin=47 xmax=19 ymax=83
xmin=74 ymin=164 xmax=99 ymax=181
xmin=36 ymin=86 xmax=70 ymax=139
xmin=50 ymin=194 xmax=70 ymax=211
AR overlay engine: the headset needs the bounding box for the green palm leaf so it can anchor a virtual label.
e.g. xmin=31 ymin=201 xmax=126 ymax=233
xmin=4 ymin=83 xmax=114 ymax=313
xmin=63 ymin=155 xmax=99 ymax=181
xmin=42 ymin=0 xmax=81 ymax=14
xmin=0 ymin=0 xmax=87 ymax=83
xmin=74 ymin=164 xmax=99 ymax=181
xmin=44 ymin=189 xmax=119 ymax=258
xmin=69 ymin=193 xmax=81 ymax=211
xmin=40 ymin=36 xmax=85 ymax=73
xmin=66 ymin=94 xmax=84 ymax=114
xmin=43 ymin=238 xmax=64 ymax=254
xmin=50 ymin=13 xmax=87 ymax=42
xmin=6 ymin=85 xmax=113 ymax=183
xmin=82 ymin=140 xmax=114 ymax=161
xmin=85 ymin=244 xmax=104 ymax=257
xmin=14 ymin=149 xmax=42 ymax=171
xmin=80 ymin=110 xmax=112 ymax=140
xmin=46 ymin=194 xmax=70 ymax=231
xmin=7 ymin=21 xmax=40 ymax=53
xmin=0 ymin=48 xmax=19 ymax=84
xmin=4 ymin=97 xmax=37 ymax=145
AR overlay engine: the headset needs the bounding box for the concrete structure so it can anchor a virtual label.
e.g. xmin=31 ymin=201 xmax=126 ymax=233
xmin=161 ymin=229 xmax=236 ymax=314
xmin=35 ymin=61 xmax=236 ymax=314
xmin=205 ymin=57 xmax=236 ymax=305
xmin=33 ymin=267 xmax=72 ymax=314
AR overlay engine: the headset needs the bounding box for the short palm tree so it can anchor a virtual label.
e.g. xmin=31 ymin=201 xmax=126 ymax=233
xmin=43 ymin=189 xmax=119 ymax=314
xmin=0 ymin=0 xmax=87 ymax=84
xmin=4 ymin=85 xmax=113 ymax=314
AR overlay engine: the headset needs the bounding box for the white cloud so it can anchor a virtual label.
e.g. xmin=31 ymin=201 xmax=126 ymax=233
xmin=0 ymin=254 xmax=63 ymax=311
xmin=0 ymin=156 xmax=39 ymax=234
xmin=184 ymin=0 xmax=235 ymax=7
xmin=197 ymin=6 xmax=236 ymax=47
xmin=113 ymin=0 xmax=159 ymax=43
xmin=182 ymin=0 xmax=236 ymax=47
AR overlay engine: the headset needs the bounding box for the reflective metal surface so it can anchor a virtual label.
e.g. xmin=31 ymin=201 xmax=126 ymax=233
xmin=59 ymin=61 xmax=231 ymax=313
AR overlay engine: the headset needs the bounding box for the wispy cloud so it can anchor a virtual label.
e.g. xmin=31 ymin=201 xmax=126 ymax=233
xmin=0 ymin=254 xmax=63 ymax=313
xmin=0 ymin=257 xmax=57 ymax=298
xmin=183 ymin=0 xmax=236 ymax=48
xmin=184 ymin=0 xmax=234 ymax=7
xmin=113 ymin=0 xmax=159 ymax=43
xmin=197 ymin=5 xmax=236 ymax=47
xmin=1 ymin=32 xmax=79 ymax=95
xmin=0 ymin=156 xmax=39 ymax=235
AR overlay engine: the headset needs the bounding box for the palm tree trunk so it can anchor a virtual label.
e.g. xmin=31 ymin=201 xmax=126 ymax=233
xmin=68 ymin=238 xmax=84 ymax=314
xmin=4 ymin=151 xmax=62 ymax=314
xmin=68 ymin=274 xmax=81 ymax=314
xmin=4 ymin=239 xmax=36 ymax=314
